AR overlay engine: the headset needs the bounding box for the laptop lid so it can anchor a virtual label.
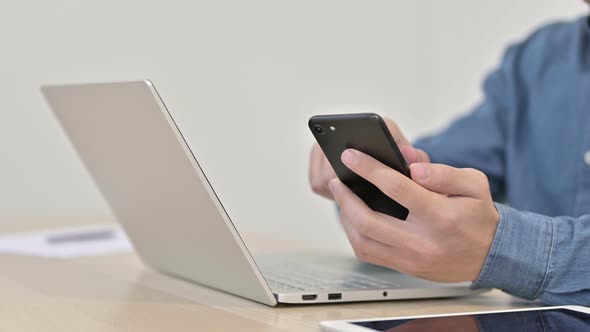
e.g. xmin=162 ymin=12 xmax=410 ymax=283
xmin=41 ymin=80 xmax=277 ymax=306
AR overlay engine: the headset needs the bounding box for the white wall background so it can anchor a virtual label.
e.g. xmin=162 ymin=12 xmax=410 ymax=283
xmin=1 ymin=1 xmax=586 ymax=246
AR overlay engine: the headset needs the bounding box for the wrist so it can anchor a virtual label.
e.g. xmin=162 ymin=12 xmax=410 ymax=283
xmin=471 ymin=203 xmax=501 ymax=282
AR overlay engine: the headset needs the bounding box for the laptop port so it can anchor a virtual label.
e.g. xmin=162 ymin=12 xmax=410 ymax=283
xmin=301 ymin=294 xmax=317 ymax=301
xmin=328 ymin=293 xmax=342 ymax=300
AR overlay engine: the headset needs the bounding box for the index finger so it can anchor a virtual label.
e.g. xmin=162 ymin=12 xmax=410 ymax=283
xmin=341 ymin=149 xmax=442 ymax=218
xmin=328 ymin=178 xmax=415 ymax=246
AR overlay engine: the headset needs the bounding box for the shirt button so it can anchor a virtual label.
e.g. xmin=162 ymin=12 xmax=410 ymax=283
xmin=585 ymin=150 xmax=590 ymax=166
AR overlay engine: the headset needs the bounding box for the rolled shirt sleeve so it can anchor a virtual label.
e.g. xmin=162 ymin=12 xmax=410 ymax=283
xmin=471 ymin=204 xmax=590 ymax=306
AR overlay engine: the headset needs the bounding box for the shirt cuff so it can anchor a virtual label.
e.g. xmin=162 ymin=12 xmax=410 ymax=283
xmin=471 ymin=203 xmax=555 ymax=299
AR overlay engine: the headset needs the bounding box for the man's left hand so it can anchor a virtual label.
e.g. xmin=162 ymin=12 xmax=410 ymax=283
xmin=328 ymin=149 xmax=500 ymax=282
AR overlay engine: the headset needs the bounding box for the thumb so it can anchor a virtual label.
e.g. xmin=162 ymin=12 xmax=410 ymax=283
xmin=410 ymin=163 xmax=489 ymax=198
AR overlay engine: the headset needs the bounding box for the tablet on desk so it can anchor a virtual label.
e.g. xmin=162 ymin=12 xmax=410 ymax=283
xmin=320 ymin=306 xmax=590 ymax=332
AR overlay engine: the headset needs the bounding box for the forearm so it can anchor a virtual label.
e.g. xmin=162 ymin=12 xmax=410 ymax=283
xmin=472 ymin=204 xmax=590 ymax=306
xmin=411 ymin=44 xmax=526 ymax=201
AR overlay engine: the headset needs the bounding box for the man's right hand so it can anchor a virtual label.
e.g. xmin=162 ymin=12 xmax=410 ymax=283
xmin=308 ymin=117 xmax=430 ymax=200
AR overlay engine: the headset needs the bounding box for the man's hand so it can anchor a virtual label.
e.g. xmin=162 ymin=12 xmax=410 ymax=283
xmin=328 ymin=149 xmax=500 ymax=282
xmin=309 ymin=118 xmax=430 ymax=200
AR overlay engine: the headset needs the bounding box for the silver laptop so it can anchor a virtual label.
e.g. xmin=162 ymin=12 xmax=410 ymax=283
xmin=41 ymin=80 xmax=484 ymax=306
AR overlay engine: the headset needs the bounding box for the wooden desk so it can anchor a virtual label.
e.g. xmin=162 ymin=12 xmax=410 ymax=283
xmin=0 ymin=220 xmax=539 ymax=331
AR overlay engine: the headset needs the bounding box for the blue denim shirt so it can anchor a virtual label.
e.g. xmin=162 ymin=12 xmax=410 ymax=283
xmin=414 ymin=16 xmax=590 ymax=306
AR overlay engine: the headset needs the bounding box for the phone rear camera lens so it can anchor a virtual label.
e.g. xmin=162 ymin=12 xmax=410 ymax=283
xmin=314 ymin=126 xmax=324 ymax=134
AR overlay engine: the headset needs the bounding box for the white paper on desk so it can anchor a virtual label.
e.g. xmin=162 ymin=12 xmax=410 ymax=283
xmin=0 ymin=225 xmax=133 ymax=259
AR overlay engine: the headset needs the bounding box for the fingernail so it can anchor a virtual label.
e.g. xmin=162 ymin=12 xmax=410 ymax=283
xmin=341 ymin=149 xmax=360 ymax=166
xmin=411 ymin=163 xmax=429 ymax=181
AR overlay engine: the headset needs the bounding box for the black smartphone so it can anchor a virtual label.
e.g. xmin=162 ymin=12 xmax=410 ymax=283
xmin=309 ymin=113 xmax=410 ymax=220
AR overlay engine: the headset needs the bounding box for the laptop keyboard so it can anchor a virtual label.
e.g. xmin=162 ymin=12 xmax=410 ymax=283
xmin=264 ymin=264 xmax=400 ymax=292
